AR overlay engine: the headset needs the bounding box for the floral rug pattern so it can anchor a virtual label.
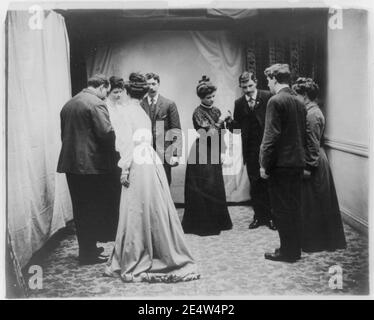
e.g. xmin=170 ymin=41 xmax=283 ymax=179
xmin=27 ymin=206 xmax=369 ymax=298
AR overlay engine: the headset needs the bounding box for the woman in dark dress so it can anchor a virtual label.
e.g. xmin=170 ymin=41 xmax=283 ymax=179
xmin=182 ymin=76 xmax=233 ymax=236
xmin=293 ymin=78 xmax=347 ymax=252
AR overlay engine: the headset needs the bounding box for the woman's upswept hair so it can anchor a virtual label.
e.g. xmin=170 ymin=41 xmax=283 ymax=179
xmin=125 ymin=72 xmax=149 ymax=100
xmin=196 ymin=75 xmax=216 ymax=99
xmin=292 ymin=77 xmax=320 ymax=101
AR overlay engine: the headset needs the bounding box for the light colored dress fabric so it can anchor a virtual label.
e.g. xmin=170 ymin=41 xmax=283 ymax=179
xmin=105 ymin=99 xmax=123 ymax=133
xmin=105 ymin=98 xmax=199 ymax=283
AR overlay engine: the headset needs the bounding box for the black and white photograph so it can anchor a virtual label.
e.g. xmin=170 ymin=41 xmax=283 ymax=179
xmin=1 ymin=0 xmax=373 ymax=302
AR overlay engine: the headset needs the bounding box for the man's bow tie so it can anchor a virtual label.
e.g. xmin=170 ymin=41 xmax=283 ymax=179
xmin=247 ymin=96 xmax=256 ymax=109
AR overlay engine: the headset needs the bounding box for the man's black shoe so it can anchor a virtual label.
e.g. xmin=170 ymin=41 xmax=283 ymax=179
xmin=95 ymin=246 xmax=109 ymax=257
xmin=267 ymin=220 xmax=277 ymax=231
xmin=79 ymin=255 xmax=108 ymax=266
xmin=264 ymin=251 xmax=300 ymax=263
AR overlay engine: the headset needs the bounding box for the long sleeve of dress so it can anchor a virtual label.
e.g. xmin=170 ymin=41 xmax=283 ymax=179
xmin=193 ymin=107 xmax=227 ymax=158
xmin=305 ymin=109 xmax=324 ymax=171
xmin=193 ymin=107 xmax=223 ymax=131
xmin=116 ymin=112 xmax=134 ymax=175
xmin=193 ymin=110 xmax=213 ymax=131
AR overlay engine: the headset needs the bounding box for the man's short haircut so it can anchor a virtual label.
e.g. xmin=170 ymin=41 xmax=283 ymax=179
xmin=87 ymin=74 xmax=110 ymax=88
xmin=239 ymin=71 xmax=257 ymax=85
xmin=145 ymin=72 xmax=160 ymax=83
xmin=264 ymin=64 xmax=291 ymax=84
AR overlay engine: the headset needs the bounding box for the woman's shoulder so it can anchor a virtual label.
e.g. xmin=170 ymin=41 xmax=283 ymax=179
xmin=307 ymin=103 xmax=325 ymax=122
xmin=307 ymin=103 xmax=323 ymax=115
xmin=123 ymin=98 xmax=137 ymax=107
xmin=193 ymin=105 xmax=203 ymax=115
xmin=113 ymin=102 xmax=134 ymax=123
xmin=121 ymin=99 xmax=140 ymax=114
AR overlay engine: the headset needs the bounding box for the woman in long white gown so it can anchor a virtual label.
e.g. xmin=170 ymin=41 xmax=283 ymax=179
xmin=104 ymin=73 xmax=199 ymax=283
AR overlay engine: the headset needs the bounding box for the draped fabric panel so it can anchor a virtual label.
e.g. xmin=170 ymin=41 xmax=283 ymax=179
xmin=7 ymin=11 xmax=73 ymax=268
xmin=86 ymin=30 xmax=250 ymax=203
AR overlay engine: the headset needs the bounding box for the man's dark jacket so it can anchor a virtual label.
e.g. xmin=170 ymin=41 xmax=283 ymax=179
xmin=259 ymin=87 xmax=307 ymax=174
xmin=57 ymin=88 xmax=116 ymax=174
xmin=228 ymin=89 xmax=272 ymax=177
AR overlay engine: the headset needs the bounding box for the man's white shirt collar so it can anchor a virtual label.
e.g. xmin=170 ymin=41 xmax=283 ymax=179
xmin=147 ymin=93 xmax=159 ymax=105
xmin=275 ymin=84 xmax=289 ymax=94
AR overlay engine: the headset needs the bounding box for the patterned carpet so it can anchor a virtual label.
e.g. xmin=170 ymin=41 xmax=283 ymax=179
xmin=27 ymin=206 xmax=369 ymax=298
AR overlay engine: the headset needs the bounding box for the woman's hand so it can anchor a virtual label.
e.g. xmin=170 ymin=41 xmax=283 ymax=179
xmin=207 ymin=127 xmax=217 ymax=136
xmin=260 ymin=167 xmax=269 ymax=179
xmin=303 ymin=169 xmax=312 ymax=179
xmin=224 ymin=110 xmax=233 ymax=123
xmin=120 ymin=172 xmax=130 ymax=188
xmin=220 ymin=153 xmax=226 ymax=163
xmin=219 ymin=111 xmax=232 ymax=123
xmin=169 ymin=156 xmax=179 ymax=167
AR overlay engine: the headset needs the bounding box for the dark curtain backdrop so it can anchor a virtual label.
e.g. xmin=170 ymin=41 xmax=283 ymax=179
xmin=241 ymin=10 xmax=327 ymax=106
xmin=245 ymin=29 xmax=326 ymax=92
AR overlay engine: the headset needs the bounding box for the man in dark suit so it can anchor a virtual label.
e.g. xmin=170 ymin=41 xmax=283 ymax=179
xmin=260 ymin=64 xmax=307 ymax=263
xmin=57 ymin=74 xmax=116 ymax=265
xmin=227 ymin=71 xmax=276 ymax=230
xmin=141 ymin=73 xmax=182 ymax=185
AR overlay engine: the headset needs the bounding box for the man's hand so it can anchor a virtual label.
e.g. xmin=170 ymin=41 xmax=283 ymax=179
xmin=169 ymin=156 xmax=179 ymax=167
xmin=218 ymin=111 xmax=232 ymax=124
xmin=303 ymin=169 xmax=312 ymax=179
xmin=120 ymin=173 xmax=130 ymax=188
xmin=260 ymin=167 xmax=269 ymax=179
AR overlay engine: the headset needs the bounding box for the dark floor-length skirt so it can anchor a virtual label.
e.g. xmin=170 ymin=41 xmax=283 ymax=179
xmin=301 ymin=148 xmax=347 ymax=252
xmin=182 ymin=139 xmax=232 ymax=236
